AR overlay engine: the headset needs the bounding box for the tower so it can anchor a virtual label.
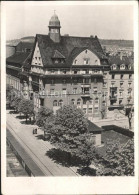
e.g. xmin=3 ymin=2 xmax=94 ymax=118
xmin=48 ymin=12 xmax=61 ymax=43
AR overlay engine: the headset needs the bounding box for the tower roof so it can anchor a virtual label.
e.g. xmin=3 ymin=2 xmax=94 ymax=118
xmin=49 ymin=13 xmax=61 ymax=27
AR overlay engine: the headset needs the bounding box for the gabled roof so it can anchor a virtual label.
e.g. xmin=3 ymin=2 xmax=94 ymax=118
xmin=32 ymin=34 xmax=106 ymax=68
xmin=6 ymin=52 xmax=31 ymax=66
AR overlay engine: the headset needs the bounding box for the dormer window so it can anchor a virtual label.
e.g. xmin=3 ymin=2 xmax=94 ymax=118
xmin=54 ymin=59 xmax=59 ymax=64
xmin=112 ymin=64 xmax=117 ymax=70
xmin=128 ymin=65 xmax=132 ymax=70
xmin=120 ymin=64 xmax=125 ymax=70
xmin=84 ymin=58 xmax=90 ymax=65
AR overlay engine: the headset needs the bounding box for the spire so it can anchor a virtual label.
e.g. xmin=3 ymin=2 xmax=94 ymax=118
xmin=48 ymin=12 xmax=61 ymax=43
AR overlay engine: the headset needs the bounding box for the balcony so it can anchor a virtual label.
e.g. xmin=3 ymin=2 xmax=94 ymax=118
xmin=81 ymin=91 xmax=90 ymax=98
xmin=110 ymin=87 xmax=117 ymax=90
xmin=110 ymin=96 xmax=117 ymax=101
xmin=81 ymin=83 xmax=91 ymax=88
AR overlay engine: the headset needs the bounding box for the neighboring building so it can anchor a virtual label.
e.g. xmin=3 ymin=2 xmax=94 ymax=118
xmin=107 ymin=55 xmax=134 ymax=118
xmin=6 ymin=41 xmax=34 ymax=98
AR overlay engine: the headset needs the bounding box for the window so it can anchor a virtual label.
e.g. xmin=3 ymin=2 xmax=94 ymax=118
xmin=119 ymin=91 xmax=123 ymax=97
xmin=71 ymin=99 xmax=75 ymax=105
xmin=89 ymin=99 xmax=93 ymax=104
xmin=94 ymin=70 xmax=98 ymax=74
xmin=84 ymin=78 xmax=89 ymax=84
xmin=85 ymin=69 xmax=89 ymax=74
xmin=74 ymin=59 xmax=77 ymax=64
xmin=77 ymin=99 xmax=81 ymax=106
xmin=111 ymin=82 xmax=115 ymax=87
xmin=51 ymin=79 xmax=55 ymax=85
xmin=128 ymin=65 xmax=132 ymax=70
xmin=112 ymin=74 xmax=115 ymax=79
xmin=120 ymin=65 xmax=125 ymax=70
xmin=84 ymin=58 xmax=90 ymax=65
xmin=112 ymin=65 xmax=117 ymax=70
xmin=119 ymin=100 xmax=122 ymax=105
xmin=120 ymin=82 xmax=123 ymax=88
xmin=93 ymin=87 xmax=97 ymax=93
xmin=95 ymin=98 xmax=99 ymax=104
xmin=54 ymin=59 xmax=59 ymax=64
xmin=83 ymin=99 xmax=87 ymax=105
xmin=83 ymin=108 xmax=87 ymax=114
xmin=88 ymin=108 xmax=92 ymax=114
xmin=73 ymin=79 xmax=77 ymax=84
xmin=103 ymin=82 xmax=107 ymax=88
xmin=62 ymin=88 xmax=67 ymax=95
xmin=62 ymin=79 xmax=66 ymax=84
xmin=102 ymin=101 xmax=106 ymax=107
xmin=129 ymin=74 xmax=132 ymax=79
xmin=120 ymin=74 xmax=124 ymax=79
xmin=94 ymin=107 xmax=98 ymax=113
xmin=73 ymin=88 xmax=77 ymax=94
xmin=53 ymin=100 xmax=58 ymax=107
xmin=63 ymin=70 xmax=66 ymax=74
xmin=103 ymin=72 xmax=107 ymax=78
xmin=74 ymin=70 xmax=77 ymax=74
xmin=58 ymin=100 xmax=63 ymax=107
xmin=128 ymin=83 xmax=131 ymax=88
xmin=51 ymin=70 xmax=55 ymax=74
xmin=50 ymin=89 xmax=55 ymax=95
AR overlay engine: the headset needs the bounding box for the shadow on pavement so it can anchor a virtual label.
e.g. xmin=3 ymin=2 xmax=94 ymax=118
xmin=16 ymin=115 xmax=26 ymax=119
xmin=35 ymin=134 xmax=44 ymax=140
xmin=20 ymin=120 xmax=32 ymax=125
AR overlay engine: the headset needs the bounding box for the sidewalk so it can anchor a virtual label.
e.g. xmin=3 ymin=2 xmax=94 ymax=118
xmin=6 ymin=110 xmax=78 ymax=176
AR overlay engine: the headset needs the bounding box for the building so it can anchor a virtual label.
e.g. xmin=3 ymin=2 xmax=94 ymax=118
xmin=26 ymin=13 xmax=110 ymax=120
xmin=107 ymin=55 xmax=134 ymax=119
xmin=6 ymin=13 xmax=134 ymax=122
xmin=6 ymin=41 xmax=34 ymax=98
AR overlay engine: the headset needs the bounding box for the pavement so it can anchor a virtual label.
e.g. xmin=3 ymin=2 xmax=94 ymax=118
xmin=93 ymin=117 xmax=134 ymax=131
xmin=7 ymin=110 xmax=79 ymax=176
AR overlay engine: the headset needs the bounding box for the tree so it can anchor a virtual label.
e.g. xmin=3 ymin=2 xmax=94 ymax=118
xmin=95 ymin=139 xmax=134 ymax=176
xmin=10 ymin=97 xmax=22 ymax=112
xmin=18 ymin=99 xmax=34 ymax=123
xmin=36 ymin=106 xmax=53 ymax=127
xmin=46 ymin=105 xmax=96 ymax=166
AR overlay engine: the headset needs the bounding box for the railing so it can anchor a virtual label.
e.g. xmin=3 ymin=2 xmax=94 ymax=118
xmin=109 ymin=96 xmax=117 ymax=100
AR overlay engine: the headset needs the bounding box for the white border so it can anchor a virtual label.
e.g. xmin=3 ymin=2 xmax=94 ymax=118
xmin=1 ymin=1 xmax=138 ymax=194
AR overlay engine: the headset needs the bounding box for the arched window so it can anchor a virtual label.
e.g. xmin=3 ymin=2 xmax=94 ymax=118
xmin=58 ymin=100 xmax=63 ymax=107
xmin=77 ymin=99 xmax=81 ymax=106
xmin=71 ymin=99 xmax=75 ymax=105
xmin=53 ymin=100 xmax=58 ymax=107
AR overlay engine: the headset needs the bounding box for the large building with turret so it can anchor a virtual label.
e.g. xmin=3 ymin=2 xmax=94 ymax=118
xmin=6 ymin=13 xmax=134 ymax=121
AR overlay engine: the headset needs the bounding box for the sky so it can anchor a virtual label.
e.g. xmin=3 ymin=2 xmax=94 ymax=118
xmin=3 ymin=1 xmax=134 ymax=41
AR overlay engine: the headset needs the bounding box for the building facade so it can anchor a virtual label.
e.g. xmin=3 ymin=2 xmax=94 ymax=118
xmin=6 ymin=13 xmax=134 ymax=122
